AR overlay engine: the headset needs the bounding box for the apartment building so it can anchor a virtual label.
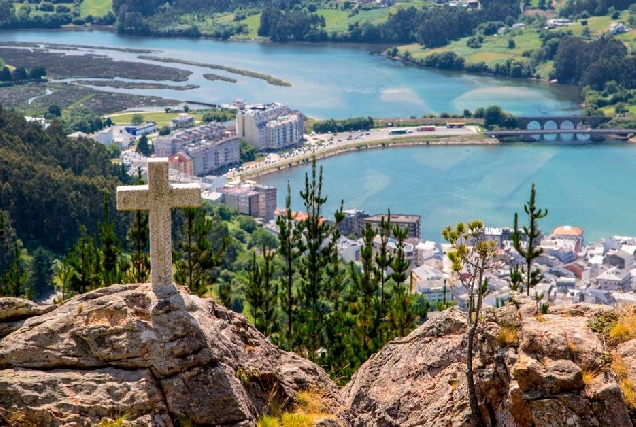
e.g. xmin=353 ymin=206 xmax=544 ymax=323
xmin=236 ymin=103 xmax=304 ymax=150
xmin=364 ymin=214 xmax=421 ymax=238
xmin=154 ymin=123 xmax=239 ymax=175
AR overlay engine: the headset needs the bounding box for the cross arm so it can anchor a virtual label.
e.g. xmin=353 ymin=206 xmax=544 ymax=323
xmin=169 ymin=183 xmax=202 ymax=208
xmin=117 ymin=185 xmax=150 ymax=211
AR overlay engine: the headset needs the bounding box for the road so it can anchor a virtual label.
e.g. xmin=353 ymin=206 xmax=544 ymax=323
xmin=230 ymin=125 xmax=484 ymax=181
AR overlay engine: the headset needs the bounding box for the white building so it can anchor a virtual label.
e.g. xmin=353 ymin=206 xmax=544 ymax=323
xmin=594 ymin=267 xmax=631 ymax=291
xmin=92 ymin=127 xmax=114 ymax=145
xmin=236 ymin=103 xmax=304 ymax=150
xmin=411 ymin=265 xmax=447 ymax=303
xmin=186 ymin=136 xmax=240 ymax=176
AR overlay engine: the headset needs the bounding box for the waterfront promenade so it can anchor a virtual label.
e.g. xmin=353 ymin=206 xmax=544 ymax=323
xmin=232 ymin=126 xmax=498 ymax=181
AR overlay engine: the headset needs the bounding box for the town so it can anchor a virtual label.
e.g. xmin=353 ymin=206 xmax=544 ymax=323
xmin=49 ymin=99 xmax=636 ymax=313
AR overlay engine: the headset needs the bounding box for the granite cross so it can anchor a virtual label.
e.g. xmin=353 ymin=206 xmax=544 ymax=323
xmin=117 ymin=158 xmax=201 ymax=295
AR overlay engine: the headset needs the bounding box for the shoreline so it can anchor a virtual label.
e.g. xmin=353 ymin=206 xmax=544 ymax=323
xmin=236 ymin=135 xmax=500 ymax=181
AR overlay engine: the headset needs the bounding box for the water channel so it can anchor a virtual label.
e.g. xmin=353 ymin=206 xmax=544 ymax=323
xmin=2 ymin=29 xmax=633 ymax=241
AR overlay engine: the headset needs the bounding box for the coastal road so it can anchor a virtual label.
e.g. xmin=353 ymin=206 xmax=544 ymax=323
xmin=312 ymin=125 xmax=479 ymax=144
xmin=231 ymin=125 xmax=484 ymax=181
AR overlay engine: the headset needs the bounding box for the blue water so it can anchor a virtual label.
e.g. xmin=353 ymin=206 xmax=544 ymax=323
xmin=4 ymin=30 xmax=624 ymax=241
xmin=258 ymin=143 xmax=636 ymax=242
xmin=0 ymin=29 xmax=580 ymax=119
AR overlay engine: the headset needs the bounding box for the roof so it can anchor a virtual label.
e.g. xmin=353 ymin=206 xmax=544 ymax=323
xmin=551 ymin=225 xmax=583 ymax=237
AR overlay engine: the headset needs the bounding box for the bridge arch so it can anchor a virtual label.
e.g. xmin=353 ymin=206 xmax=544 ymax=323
xmin=526 ymin=120 xmax=541 ymax=130
xmin=560 ymin=120 xmax=574 ymax=141
xmin=543 ymin=120 xmax=558 ymax=141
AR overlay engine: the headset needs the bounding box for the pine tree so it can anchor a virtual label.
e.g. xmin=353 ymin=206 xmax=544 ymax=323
xmin=54 ymin=258 xmax=74 ymax=302
xmin=136 ymin=134 xmax=151 ymax=157
xmin=29 ymin=247 xmax=54 ymax=300
xmin=443 ymin=220 xmax=499 ymax=427
xmin=296 ymin=158 xmax=343 ymax=360
xmin=323 ymin=211 xmax=353 ymax=380
xmin=174 ymin=207 xmax=215 ymax=296
xmin=350 ymin=222 xmax=380 ymax=359
xmin=4 ymin=242 xmax=28 ymax=298
xmin=0 ymin=210 xmax=19 ymax=280
xmin=388 ymin=224 xmax=419 ymax=338
xmin=375 ymin=211 xmax=393 ymax=321
xmin=261 ymin=245 xmax=278 ymax=336
xmin=245 ymin=251 xmax=263 ymax=324
xmin=277 ymin=182 xmax=302 ymax=342
xmin=218 ymin=280 xmax=232 ymax=308
xmin=67 ymin=225 xmax=102 ymax=294
xmin=511 ymin=183 xmax=547 ymax=295
xmin=127 ymin=169 xmax=150 ymax=283
xmin=99 ymin=192 xmax=124 ymax=286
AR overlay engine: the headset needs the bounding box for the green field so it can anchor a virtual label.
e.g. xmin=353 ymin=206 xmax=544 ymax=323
xmin=79 ymin=0 xmax=112 ymax=17
xmin=402 ymin=12 xmax=633 ymax=76
xmin=318 ymin=1 xmax=427 ymax=32
xmin=108 ymin=111 xmax=205 ymax=126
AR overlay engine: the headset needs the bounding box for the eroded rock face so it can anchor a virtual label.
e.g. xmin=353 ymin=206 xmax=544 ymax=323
xmin=0 ymin=284 xmax=337 ymax=425
xmin=339 ymin=294 xmax=636 ymax=427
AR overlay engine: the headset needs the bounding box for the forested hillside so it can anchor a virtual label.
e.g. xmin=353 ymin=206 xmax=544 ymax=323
xmin=0 ymin=106 xmax=125 ymax=253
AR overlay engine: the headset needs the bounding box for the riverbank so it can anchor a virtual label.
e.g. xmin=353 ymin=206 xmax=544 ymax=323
xmin=236 ymin=134 xmax=499 ymax=181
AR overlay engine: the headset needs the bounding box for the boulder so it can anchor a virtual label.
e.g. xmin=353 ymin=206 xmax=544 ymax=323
xmin=339 ymin=295 xmax=634 ymax=426
xmin=0 ymin=284 xmax=338 ymax=425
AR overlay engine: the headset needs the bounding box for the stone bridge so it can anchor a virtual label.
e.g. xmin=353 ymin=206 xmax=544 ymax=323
xmin=516 ymin=115 xmax=611 ymax=130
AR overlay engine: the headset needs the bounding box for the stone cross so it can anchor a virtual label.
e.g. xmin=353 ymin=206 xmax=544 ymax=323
xmin=117 ymin=158 xmax=200 ymax=295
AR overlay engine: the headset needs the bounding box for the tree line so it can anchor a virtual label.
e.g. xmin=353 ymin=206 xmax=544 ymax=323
xmin=0 ymin=65 xmax=46 ymax=85
xmin=0 ymin=0 xmax=115 ymax=30
xmin=0 ymin=158 xmax=431 ymax=383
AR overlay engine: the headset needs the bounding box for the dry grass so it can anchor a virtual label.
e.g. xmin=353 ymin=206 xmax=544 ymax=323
xmin=581 ymin=369 xmax=597 ymax=386
xmin=257 ymin=388 xmax=337 ymax=427
xmin=612 ymin=353 xmax=628 ymax=381
xmin=98 ymin=414 xmax=130 ymax=427
xmin=620 ymin=379 xmax=636 ymax=410
xmin=565 ymin=337 xmax=577 ymax=357
xmin=497 ymin=326 xmax=519 ymax=347
xmin=611 ymin=353 xmax=636 ymax=409
xmin=535 ymin=313 xmax=545 ymax=322
xmin=608 ymin=307 xmax=636 ymax=346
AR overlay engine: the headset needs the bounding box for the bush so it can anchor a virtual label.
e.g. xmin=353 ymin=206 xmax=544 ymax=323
xmin=39 ymin=2 xmax=54 ymax=11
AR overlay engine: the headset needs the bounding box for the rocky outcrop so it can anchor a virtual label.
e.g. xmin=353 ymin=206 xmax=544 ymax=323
xmin=0 ymin=284 xmax=338 ymax=425
xmin=4 ymin=286 xmax=636 ymax=426
xmin=339 ymin=294 xmax=636 ymax=426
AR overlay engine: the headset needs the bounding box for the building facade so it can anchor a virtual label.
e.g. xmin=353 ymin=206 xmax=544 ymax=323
xmin=124 ymin=122 xmax=157 ymax=137
xmin=364 ymin=214 xmax=421 ymax=238
xmin=236 ymin=103 xmax=304 ymax=151
xmin=154 ymin=123 xmax=239 ymax=175
xmin=220 ymin=183 xmax=278 ymax=221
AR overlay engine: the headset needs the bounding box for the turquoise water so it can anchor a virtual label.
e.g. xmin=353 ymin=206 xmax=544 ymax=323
xmin=258 ymin=143 xmax=636 ymax=242
xmin=4 ymin=30 xmax=623 ymax=241
xmin=0 ymin=29 xmax=580 ymax=119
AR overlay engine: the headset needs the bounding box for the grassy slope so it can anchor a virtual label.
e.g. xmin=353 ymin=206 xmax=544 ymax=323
xmin=403 ymin=11 xmax=633 ymax=77
xmin=231 ymin=0 xmax=427 ymax=39
xmin=79 ymin=0 xmax=113 ymax=18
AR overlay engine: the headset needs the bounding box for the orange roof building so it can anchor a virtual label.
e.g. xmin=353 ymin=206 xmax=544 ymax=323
xmin=551 ymin=225 xmax=584 ymax=252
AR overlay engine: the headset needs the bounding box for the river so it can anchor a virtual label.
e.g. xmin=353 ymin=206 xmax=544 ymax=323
xmin=3 ymin=29 xmax=631 ymax=242
xmin=0 ymin=29 xmax=580 ymax=119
